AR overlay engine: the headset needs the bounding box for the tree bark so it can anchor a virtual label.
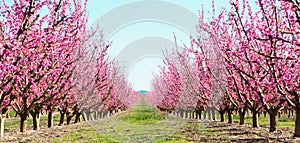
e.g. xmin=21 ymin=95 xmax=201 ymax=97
xmin=208 ymin=108 xmax=212 ymax=120
xmin=239 ymin=107 xmax=246 ymax=125
xmin=30 ymin=111 xmax=40 ymax=130
xmin=269 ymin=110 xmax=277 ymax=132
xmin=212 ymin=108 xmax=216 ymax=120
xmin=184 ymin=110 xmax=188 ymax=118
xmin=219 ymin=110 xmax=225 ymax=122
xmin=67 ymin=116 xmax=72 ymax=125
xmin=74 ymin=112 xmax=81 ymax=123
xmin=227 ymin=110 xmax=232 ymax=124
xmin=192 ymin=111 xmax=195 ymax=119
xmin=0 ymin=116 xmax=5 ymax=137
xmin=59 ymin=111 xmax=65 ymax=126
xmin=198 ymin=110 xmax=202 ymax=119
xmin=48 ymin=111 xmax=53 ymax=128
xmin=180 ymin=109 xmax=184 ymax=118
xmin=98 ymin=111 xmax=102 ymax=119
xmin=294 ymin=109 xmax=300 ymax=137
xmin=66 ymin=111 xmax=73 ymax=125
xmin=20 ymin=114 xmax=28 ymax=132
xmin=252 ymin=110 xmax=259 ymax=128
xmin=94 ymin=112 xmax=97 ymax=120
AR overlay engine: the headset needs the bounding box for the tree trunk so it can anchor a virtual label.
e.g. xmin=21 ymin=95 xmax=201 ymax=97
xmin=94 ymin=112 xmax=97 ymax=120
xmin=269 ymin=111 xmax=277 ymax=132
xmin=0 ymin=116 xmax=5 ymax=137
xmin=239 ymin=108 xmax=246 ymax=125
xmin=67 ymin=116 xmax=72 ymax=125
xmin=219 ymin=110 xmax=225 ymax=122
xmin=30 ymin=111 xmax=40 ymax=130
xmin=102 ymin=111 xmax=106 ymax=118
xmin=82 ymin=113 xmax=86 ymax=121
xmin=208 ymin=108 xmax=212 ymax=120
xmin=192 ymin=111 xmax=195 ymax=119
xmin=74 ymin=112 xmax=81 ymax=123
xmin=227 ymin=110 xmax=232 ymax=124
xmin=294 ymin=109 xmax=300 ymax=137
xmin=85 ymin=111 xmax=90 ymax=120
xmin=252 ymin=110 xmax=259 ymax=128
xmin=66 ymin=112 xmax=73 ymax=125
xmin=180 ymin=109 xmax=184 ymax=118
xmin=59 ymin=111 xmax=65 ymax=126
xmin=20 ymin=114 xmax=28 ymax=132
xmin=212 ymin=108 xmax=216 ymax=120
xmin=184 ymin=110 xmax=188 ymax=118
xmin=198 ymin=110 xmax=202 ymax=119
xmin=48 ymin=111 xmax=53 ymax=128
xmin=98 ymin=111 xmax=102 ymax=119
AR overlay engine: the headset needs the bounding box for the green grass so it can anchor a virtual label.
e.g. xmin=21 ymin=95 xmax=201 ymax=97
xmin=50 ymin=122 xmax=115 ymax=143
xmin=8 ymin=110 xmax=17 ymax=117
xmin=119 ymin=103 xmax=165 ymax=124
xmin=5 ymin=112 xmax=61 ymax=130
xmin=215 ymin=113 xmax=295 ymax=129
xmin=2 ymin=101 xmax=297 ymax=142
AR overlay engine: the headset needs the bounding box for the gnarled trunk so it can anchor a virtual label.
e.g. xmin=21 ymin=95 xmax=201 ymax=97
xmin=239 ymin=107 xmax=246 ymax=125
xmin=294 ymin=109 xmax=300 ymax=137
xmin=20 ymin=114 xmax=28 ymax=132
xmin=48 ymin=111 xmax=53 ymax=128
xmin=197 ymin=109 xmax=202 ymax=119
xmin=227 ymin=109 xmax=232 ymax=124
xmin=66 ymin=111 xmax=73 ymax=125
xmin=59 ymin=110 xmax=65 ymax=126
xmin=59 ymin=113 xmax=65 ymax=126
xmin=30 ymin=111 xmax=40 ymax=130
xmin=252 ymin=110 xmax=259 ymax=128
xmin=219 ymin=110 xmax=225 ymax=122
xmin=269 ymin=110 xmax=277 ymax=132
xmin=74 ymin=112 xmax=81 ymax=123
xmin=67 ymin=116 xmax=72 ymax=125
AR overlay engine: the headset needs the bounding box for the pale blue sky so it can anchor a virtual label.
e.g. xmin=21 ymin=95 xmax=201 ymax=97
xmin=86 ymin=0 xmax=232 ymax=91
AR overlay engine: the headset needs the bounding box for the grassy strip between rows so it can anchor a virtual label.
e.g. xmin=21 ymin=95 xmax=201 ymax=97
xmin=2 ymin=100 xmax=297 ymax=142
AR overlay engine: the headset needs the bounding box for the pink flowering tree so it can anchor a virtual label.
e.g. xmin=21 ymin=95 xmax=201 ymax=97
xmin=197 ymin=0 xmax=298 ymax=133
xmin=0 ymin=0 xmax=87 ymax=132
xmin=0 ymin=11 xmax=13 ymax=137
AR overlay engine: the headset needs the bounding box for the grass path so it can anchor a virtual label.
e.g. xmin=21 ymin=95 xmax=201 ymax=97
xmin=1 ymin=98 xmax=300 ymax=142
xmin=88 ymin=98 xmax=193 ymax=142
xmin=52 ymin=98 xmax=300 ymax=142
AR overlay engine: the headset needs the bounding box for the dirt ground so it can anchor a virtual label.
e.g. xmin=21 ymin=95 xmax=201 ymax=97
xmin=1 ymin=120 xmax=300 ymax=142
xmin=0 ymin=121 xmax=93 ymax=143
xmin=175 ymin=120 xmax=300 ymax=143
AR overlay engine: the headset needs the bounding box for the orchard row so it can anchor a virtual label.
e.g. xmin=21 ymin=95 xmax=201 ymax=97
xmin=0 ymin=0 xmax=138 ymax=137
xmin=146 ymin=0 xmax=300 ymax=137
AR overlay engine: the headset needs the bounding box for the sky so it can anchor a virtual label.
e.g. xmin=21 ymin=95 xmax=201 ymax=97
xmin=85 ymin=0 xmax=232 ymax=91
